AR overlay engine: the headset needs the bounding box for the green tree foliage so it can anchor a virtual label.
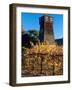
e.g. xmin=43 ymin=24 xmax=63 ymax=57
xmin=28 ymin=29 xmax=39 ymax=38
xmin=22 ymin=29 xmax=40 ymax=48
xmin=28 ymin=29 xmax=39 ymax=44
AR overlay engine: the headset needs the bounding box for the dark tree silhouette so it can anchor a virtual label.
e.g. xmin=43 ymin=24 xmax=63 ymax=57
xmin=22 ymin=33 xmax=32 ymax=48
xmin=22 ymin=29 xmax=40 ymax=48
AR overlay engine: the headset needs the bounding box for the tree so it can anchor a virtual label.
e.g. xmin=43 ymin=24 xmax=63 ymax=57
xmin=28 ymin=29 xmax=39 ymax=37
xmin=28 ymin=29 xmax=39 ymax=44
xmin=22 ymin=29 xmax=40 ymax=48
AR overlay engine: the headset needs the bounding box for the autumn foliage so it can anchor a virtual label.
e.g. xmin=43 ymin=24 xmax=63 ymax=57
xmin=22 ymin=41 xmax=63 ymax=77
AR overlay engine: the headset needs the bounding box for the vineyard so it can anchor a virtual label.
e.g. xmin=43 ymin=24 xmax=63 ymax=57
xmin=22 ymin=41 xmax=63 ymax=77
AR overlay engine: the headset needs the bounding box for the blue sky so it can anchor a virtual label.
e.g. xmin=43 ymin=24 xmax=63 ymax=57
xmin=21 ymin=13 xmax=63 ymax=39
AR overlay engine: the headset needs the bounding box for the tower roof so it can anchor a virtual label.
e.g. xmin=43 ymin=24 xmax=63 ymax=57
xmin=39 ymin=15 xmax=53 ymax=24
xmin=39 ymin=15 xmax=53 ymax=19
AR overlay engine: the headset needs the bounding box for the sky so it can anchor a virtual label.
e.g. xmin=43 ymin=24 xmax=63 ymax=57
xmin=21 ymin=13 xmax=63 ymax=39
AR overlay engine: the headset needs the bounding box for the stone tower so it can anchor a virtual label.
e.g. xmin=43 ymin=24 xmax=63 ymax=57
xmin=39 ymin=15 xmax=55 ymax=44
